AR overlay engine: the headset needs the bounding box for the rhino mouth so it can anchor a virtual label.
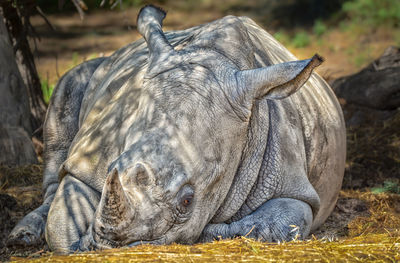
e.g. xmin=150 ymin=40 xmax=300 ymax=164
xmin=90 ymin=228 xmax=120 ymax=249
xmin=127 ymin=236 xmax=167 ymax=247
xmin=91 ymin=224 xmax=169 ymax=249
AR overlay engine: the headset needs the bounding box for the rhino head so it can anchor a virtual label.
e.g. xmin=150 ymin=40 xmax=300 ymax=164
xmin=89 ymin=5 xmax=323 ymax=248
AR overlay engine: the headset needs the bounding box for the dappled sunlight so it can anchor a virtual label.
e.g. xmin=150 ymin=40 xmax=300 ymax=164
xmin=1 ymin=0 xmax=399 ymax=261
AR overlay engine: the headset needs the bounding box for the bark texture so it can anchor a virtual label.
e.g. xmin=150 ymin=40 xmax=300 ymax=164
xmin=0 ymin=1 xmax=46 ymax=132
xmin=0 ymin=13 xmax=37 ymax=165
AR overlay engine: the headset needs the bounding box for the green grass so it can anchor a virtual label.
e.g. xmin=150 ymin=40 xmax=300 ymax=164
xmin=40 ymin=78 xmax=55 ymax=104
xmin=292 ymin=31 xmax=311 ymax=48
xmin=342 ymin=0 xmax=400 ymax=28
xmin=354 ymin=53 xmax=368 ymax=67
xmin=71 ymin=52 xmax=79 ymax=68
xmin=87 ymin=53 xmax=99 ymax=60
xmin=273 ymin=31 xmax=290 ymax=46
xmin=313 ymin=20 xmax=327 ymax=37
xmin=371 ymin=180 xmax=400 ymax=194
xmin=274 ymin=30 xmax=311 ymax=49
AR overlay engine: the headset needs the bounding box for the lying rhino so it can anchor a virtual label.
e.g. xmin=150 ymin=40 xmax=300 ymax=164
xmin=8 ymin=5 xmax=345 ymax=253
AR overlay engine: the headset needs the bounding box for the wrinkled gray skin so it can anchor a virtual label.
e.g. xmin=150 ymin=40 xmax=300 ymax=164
xmin=8 ymin=6 xmax=345 ymax=253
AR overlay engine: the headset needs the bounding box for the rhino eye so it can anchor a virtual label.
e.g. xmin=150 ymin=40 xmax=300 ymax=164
xmin=177 ymin=185 xmax=194 ymax=214
xmin=181 ymin=193 xmax=193 ymax=207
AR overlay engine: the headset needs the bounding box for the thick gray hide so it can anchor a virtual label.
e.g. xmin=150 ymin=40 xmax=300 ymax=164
xmin=9 ymin=11 xmax=345 ymax=253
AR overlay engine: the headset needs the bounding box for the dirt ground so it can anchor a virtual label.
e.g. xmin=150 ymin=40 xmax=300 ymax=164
xmin=0 ymin=4 xmax=399 ymax=262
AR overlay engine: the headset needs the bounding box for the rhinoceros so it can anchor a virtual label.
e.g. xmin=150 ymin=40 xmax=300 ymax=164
xmin=8 ymin=5 xmax=346 ymax=253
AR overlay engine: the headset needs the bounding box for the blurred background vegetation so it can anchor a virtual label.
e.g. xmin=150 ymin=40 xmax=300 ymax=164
xmin=26 ymin=0 xmax=400 ymax=97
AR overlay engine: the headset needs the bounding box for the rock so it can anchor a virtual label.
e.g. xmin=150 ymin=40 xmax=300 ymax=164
xmin=332 ymin=46 xmax=400 ymax=111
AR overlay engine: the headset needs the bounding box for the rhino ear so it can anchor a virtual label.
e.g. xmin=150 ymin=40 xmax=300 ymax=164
xmin=97 ymin=169 xmax=133 ymax=225
xmin=236 ymin=54 xmax=323 ymax=101
xmin=137 ymin=5 xmax=175 ymax=66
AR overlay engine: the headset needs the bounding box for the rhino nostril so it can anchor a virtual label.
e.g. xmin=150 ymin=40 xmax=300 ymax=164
xmin=100 ymin=226 xmax=105 ymax=233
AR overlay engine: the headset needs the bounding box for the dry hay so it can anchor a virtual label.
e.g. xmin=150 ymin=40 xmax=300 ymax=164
xmin=0 ymin=165 xmax=43 ymax=190
xmin=0 ymin=165 xmax=43 ymax=238
xmin=0 ymin=165 xmax=44 ymax=261
xmin=344 ymin=190 xmax=400 ymax=237
xmin=10 ymin=233 xmax=400 ymax=262
xmin=7 ymin=190 xmax=400 ymax=262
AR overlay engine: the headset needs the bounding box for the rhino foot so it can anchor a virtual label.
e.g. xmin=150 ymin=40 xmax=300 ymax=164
xmin=8 ymin=227 xmax=43 ymax=247
xmin=7 ymin=205 xmax=49 ymax=247
xmin=199 ymin=198 xmax=313 ymax=242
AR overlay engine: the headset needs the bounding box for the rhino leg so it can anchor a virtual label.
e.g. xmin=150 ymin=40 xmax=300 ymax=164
xmin=7 ymin=58 xmax=105 ymax=247
xmin=45 ymin=174 xmax=100 ymax=253
xmin=199 ymin=198 xmax=313 ymax=242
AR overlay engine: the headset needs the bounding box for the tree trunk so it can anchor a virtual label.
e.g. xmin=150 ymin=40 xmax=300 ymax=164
xmin=1 ymin=0 xmax=46 ymax=134
xmin=0 ymin=12 xmax=37 ymax=166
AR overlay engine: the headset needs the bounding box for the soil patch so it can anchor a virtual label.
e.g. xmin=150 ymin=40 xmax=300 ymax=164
xmin=343 ymin=108 xmax=400 ymax=188
xmin=0 ymin=166 xmax=45 ymax=262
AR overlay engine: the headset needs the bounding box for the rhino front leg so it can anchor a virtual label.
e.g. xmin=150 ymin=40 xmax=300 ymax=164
xmin=199 ymin=198 xmax=313 ymax=242
xmin=7 ymin=58 xmax=105 ymax=248
xmin=6 ymin=187 xmax=58 ymax=246
xmin=45 ymin=175 xmax=100 ymax=253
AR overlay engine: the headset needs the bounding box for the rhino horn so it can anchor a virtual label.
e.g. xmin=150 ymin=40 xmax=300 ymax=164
xmin=236 ymin=54 xmax=324 ymax=103
xmin=137 ymin=5 xmax=174 ymax=64
xmin=97 ymin=169 xmax=133 ymax=225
